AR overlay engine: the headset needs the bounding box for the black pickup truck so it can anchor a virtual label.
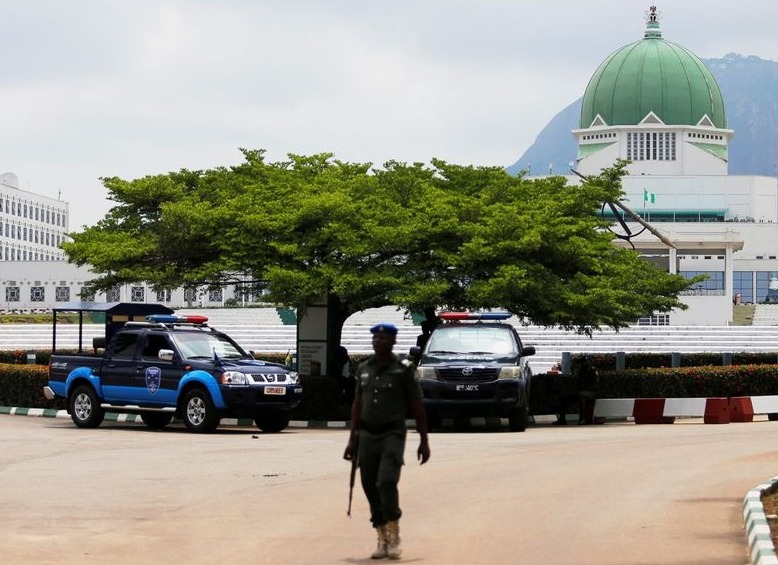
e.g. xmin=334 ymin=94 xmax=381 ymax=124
xmin=45 ymin=313 xmax=302 ymax=433
xmin=409 ymin=312 xmax=535 ymax=431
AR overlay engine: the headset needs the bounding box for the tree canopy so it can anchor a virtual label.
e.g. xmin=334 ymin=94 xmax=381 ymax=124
xmin=63 ymin=149 xmax=695 ymax=340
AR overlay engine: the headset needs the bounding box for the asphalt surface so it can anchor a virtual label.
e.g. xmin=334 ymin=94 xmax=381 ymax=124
xmin=2 ymin=409 xmax=778 ymax=564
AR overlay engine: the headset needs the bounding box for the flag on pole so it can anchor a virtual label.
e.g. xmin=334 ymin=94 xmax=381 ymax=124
xmin=644 ymin=188 xmax=656 ymax=204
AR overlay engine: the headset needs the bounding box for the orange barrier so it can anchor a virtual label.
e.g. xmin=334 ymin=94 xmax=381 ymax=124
xmin=703 ymin=397 xmax=730 ymax=424
xmin=633 ymin=398 xmax=672 ymax=424
xmin=729 ymin=397 xmax=755 ymax=423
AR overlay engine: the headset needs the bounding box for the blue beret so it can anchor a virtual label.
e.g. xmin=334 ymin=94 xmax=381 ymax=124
xmin=370 ymin=323 xmax=398 ymax=336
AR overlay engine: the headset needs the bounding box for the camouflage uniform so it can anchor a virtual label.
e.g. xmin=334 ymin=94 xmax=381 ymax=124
xmin=356 ymin=353 xmax=422 ymax=527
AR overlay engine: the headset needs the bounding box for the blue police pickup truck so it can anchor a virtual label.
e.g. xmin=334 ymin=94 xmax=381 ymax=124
xmin=44 ymin=314 xmax=302 ymax=433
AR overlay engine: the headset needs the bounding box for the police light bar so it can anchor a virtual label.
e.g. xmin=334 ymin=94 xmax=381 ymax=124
xmin=146 ymin=314 xmax=209 ymax=324
xmin=438 ymin=312 xmax=512 ymax=321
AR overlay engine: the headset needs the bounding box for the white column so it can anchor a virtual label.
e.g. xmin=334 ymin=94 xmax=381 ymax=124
xmin=725 ymin=245 xmax=734 ymax=299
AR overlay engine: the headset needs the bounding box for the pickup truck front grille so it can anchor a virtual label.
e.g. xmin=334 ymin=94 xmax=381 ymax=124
xmin=249 ymin=373 xmax=291 ymax=383
xmin=436 ymin=367 xmax=499 ymax=383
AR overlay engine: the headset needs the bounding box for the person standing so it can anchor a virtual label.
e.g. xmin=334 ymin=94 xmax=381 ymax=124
xmin=343 ymin=323 xmax=431 ymax=560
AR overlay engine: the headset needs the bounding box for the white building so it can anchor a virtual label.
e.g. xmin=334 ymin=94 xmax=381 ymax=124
xmin=0 ymin=257 xmax=266 ymax=312
xmin=564 ymin=6 xmax=778 ymax=325
xmin=0 ymin=172 xmax=69 ymax=262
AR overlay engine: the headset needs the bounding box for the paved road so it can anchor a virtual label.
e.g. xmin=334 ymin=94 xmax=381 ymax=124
xmin=2 ymin=415 xmax=777 ymax=564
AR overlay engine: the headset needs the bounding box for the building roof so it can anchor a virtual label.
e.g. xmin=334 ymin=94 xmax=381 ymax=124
xmin=579 ymin=7 xmax=726 ymax=129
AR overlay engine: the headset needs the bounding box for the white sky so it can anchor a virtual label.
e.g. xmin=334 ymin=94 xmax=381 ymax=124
xmin=2 ymin=0 xmax=778 ymax=229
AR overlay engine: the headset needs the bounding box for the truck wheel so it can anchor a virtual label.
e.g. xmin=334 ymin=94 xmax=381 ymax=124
xmin=508 ymin=404 xmax=529 ymax=432
xmin=140 ymin=412 xmax=174 ymax=430
xmin=182 ymin=389 xmax=220 ymax=433
xmin=69 ymin=385 xmax=105 ymax=429
xmin=254 ymin=413 xmax=291 ymax=433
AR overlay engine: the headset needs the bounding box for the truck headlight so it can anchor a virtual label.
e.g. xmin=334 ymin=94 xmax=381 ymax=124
xmin=415 ymin=367 xmax=437 ymax=380
xmin=221 ymin=371 xmax=249 ymax=385
xmin=498 ymin=367 xmax=524 ymax=379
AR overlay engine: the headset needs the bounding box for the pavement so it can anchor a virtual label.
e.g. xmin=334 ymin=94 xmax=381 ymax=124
xmin=2 ymin=404 xmax=776 ymax=564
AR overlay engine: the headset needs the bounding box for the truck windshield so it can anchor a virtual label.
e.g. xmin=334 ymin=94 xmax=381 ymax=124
xmin=173 ymin=332 xmax=249 ymax=360
xmin=425 ymin=326 xmax=518 ymax=356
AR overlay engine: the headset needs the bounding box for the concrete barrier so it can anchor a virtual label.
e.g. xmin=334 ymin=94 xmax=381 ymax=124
xmin=594 ymin=395 xmax=778 ymax=424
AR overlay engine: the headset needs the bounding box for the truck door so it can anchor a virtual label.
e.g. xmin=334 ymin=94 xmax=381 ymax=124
xmin=136 ymin=333 xmax=181 ymax=406
xmin=101 ymin=332 xmax=141 ymax=402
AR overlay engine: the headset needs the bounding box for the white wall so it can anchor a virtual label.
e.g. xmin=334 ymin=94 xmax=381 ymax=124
xmin=673 ymin=295 xmax=732 ymax=325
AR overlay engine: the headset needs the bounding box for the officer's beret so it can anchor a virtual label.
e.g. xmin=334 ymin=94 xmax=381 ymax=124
xmin=370 ymin=323 xmax=398 ymax=336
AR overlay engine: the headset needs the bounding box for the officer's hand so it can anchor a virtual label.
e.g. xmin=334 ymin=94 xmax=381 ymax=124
xmin=343 ymin=440 xmax=356 ymax=461
xmin=417 ymin=441 xmax=430 ymax=465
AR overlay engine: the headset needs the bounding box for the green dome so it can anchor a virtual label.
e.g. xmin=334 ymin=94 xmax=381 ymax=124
xmin=580 ymin=12 xmax=726 ymax=129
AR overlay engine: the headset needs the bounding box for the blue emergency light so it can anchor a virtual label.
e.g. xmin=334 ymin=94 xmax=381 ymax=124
xmin=146 ymin=314 xmax=209 ymax=324
xmin=438 ymin=311 xmax=511 ymax=321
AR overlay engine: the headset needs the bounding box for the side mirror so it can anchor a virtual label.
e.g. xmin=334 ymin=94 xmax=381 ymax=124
xmin=521 ymin=346 xmax=536 ymax=357
xmin=408 ymin=346 xmax=421 ymax=362
xmin=158 ymin=349 xmax=175 ymax=362
xmin=93 ymin=336 xmax=106 ymax=350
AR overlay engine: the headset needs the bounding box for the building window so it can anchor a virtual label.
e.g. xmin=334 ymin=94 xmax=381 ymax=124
xmin=5 ymin=286 xmax=20 ymax=302
xmin=208 ymin=288 xmax=223 ymax=302
xmin=627 ymin=131 xmax=676 ymax=161
xmin=80 ymin=289 xmax=95 ymax=301
xmin=155 ymin=289 xmax=172 ymax=302
xmin=131 ymin=286 xmax=145 ymax=302
xmin=734 ymin=271 xmax=754 ymax=304
xmin=55 ymin=286 xmax=71 ymax=302
xmin=756 ymin=271 xmax=778 ymax=303
xmin=679 ymin=271 xmax=725 ymax=295
xmin=107 ymin=286 xmax=121 ymax=302
xmin=30 ymin=286 xmax=45 ymax=302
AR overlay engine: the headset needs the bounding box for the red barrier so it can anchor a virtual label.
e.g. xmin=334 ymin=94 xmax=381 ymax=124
xmin=729 ymin=397 xmax=755 ymax=423
xmin=703 ymin=398 xmax=730 ymax=424
xmin=633 ymin=398 xmax=670 ymax=424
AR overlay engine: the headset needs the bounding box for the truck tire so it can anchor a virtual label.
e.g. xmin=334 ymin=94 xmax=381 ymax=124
xmin=181 ymin=389 xmax=220 ymax=433
xmin=69 ymin=385 xmax=106 ymax=429
xmin=254 ymin=412 xmax=291 ymax=433
xmin=508 ymin=404 xmax=529 ymax=432
xmin=140 ymin=412 xmax=174 ymax=430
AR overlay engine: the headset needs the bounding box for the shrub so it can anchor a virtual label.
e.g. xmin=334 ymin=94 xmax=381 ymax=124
xmin=0 ymin=364 xmax=66 ymax=410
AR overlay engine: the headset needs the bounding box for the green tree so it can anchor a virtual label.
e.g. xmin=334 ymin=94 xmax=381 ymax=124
xmin=62 ymin=151 xmax=695 ymax=371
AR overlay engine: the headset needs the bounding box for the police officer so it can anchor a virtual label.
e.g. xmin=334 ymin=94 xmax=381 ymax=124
xmin=343 ymin=322 xmax=431 ymax=560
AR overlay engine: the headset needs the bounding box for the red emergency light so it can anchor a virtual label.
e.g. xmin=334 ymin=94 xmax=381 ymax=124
xmin=438 ymin=312 xmax=512 ymax=321
xmin=146 ymin=314 xmax=209 ymax=324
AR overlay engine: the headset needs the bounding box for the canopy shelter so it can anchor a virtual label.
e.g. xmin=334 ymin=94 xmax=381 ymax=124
xmin=51 ymin=302 xmax=174 ymax=353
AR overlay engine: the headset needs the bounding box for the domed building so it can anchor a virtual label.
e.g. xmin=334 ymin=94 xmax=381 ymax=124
xmin=577 ymin=6 xmax=730 ymax=177
xmin=569 ymin=6 xmax=778 ymax=325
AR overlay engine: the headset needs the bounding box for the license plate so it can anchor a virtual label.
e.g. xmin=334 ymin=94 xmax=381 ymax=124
xmin=455 ymin=384 xmax=479 ymax=392
xmin=264 ymin=387 xmax=286 ymax=396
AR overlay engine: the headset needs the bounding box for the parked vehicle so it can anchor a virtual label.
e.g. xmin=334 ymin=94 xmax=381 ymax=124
xmin=408 ymin=312 xmax=535 ymax=431
xmin=45 ymin=311 xmax=302 ymax=433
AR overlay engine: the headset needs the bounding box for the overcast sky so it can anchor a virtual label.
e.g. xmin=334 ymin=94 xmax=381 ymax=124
xmin=2 ymin=1 xmax=778 ymax=229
